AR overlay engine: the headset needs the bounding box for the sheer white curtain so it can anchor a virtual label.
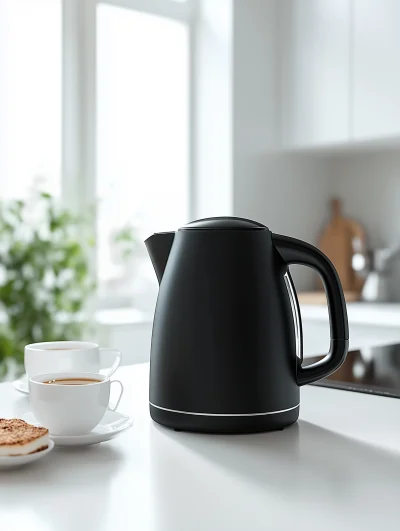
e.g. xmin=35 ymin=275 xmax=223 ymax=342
xmin=0 ymin=0 xmax=61 ymax=199
xmin=96 ymin=3 xmax=189 ymax=307
xmin=0 ymin=0 xmax=191 ymax=311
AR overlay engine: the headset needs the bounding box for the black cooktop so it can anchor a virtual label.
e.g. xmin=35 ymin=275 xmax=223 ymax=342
xmin=305 ymin=343 xmax=400 ymax=399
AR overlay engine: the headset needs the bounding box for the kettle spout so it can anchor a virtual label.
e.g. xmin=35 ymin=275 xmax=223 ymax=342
xmin=145 ymin=232 xmax=175 ymax=284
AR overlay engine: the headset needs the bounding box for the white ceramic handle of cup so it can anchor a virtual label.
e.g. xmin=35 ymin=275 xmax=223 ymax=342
xmin=108 ymin=380 xmax=124 ymax=412
xmin=100 ymin=348 xmax=122 ymax=377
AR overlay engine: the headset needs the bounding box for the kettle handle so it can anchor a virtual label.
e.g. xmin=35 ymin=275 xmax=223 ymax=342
xmin=272 ymin=234 xmax=349 ymax=386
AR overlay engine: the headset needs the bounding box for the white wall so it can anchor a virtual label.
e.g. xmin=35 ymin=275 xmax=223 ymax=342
xmin=192 ymin=0 xmax=400 ymax=296
xmin=233 ymin=153 xmax=332 ymax=290
xmin=330 ymin=149 xmax=400 ymax=299
xmin=231 ymin=0 xmax=332 ymax=290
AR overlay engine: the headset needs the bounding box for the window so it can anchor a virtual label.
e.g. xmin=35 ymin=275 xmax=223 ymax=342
xmin=0 ymin=0 xmax=193 ymax=311
xmin=0 ymin=0 xmax=61 ymax=199
xmin=96 ymin=4 xmax=189 ymax=305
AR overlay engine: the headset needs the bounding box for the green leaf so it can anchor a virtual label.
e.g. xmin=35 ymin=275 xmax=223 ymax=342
xmin=0 ymin=190 xmax=95 ymax=380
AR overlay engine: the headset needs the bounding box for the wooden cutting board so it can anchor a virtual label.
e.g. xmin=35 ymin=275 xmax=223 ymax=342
xmin=317 ymin=198 xmax=366 ymax=294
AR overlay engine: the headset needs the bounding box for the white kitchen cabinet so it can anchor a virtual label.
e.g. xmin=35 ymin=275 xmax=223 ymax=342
xmin=280 ymin=0 xmax=350 ymax=147
xmin=353 ymin=0 xmax=400 ymax=139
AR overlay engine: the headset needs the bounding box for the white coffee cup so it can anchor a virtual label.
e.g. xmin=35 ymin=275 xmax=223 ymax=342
xmin=24 ymin=341 xmax=121 ymax=379
xmin=29 ymin=372 xmax=124 ymax=435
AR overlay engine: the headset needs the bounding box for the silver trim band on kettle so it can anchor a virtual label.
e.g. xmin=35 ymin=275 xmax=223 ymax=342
xmin=149 ymin=402 xmax=300 ymax=417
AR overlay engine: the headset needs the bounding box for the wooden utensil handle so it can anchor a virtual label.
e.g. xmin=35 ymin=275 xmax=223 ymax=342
xmin=331 ymin=198 xmax=341 ymax=218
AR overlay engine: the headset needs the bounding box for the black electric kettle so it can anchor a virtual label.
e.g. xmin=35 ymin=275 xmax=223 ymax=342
xmin=145 ymin=217 xmax=348 ymax=433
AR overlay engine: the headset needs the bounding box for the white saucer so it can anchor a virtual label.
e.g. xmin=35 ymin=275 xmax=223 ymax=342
xmin=13 ymin=375 xmax=29 ymax=394
xmin=19 ymin=411 xmax=133 ymax=446
xmin=0 ymin=439 xmax=54 ymax=468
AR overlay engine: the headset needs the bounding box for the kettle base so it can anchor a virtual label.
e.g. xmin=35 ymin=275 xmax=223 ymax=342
xmin=149 ymin=404 xmax=299 ymax=434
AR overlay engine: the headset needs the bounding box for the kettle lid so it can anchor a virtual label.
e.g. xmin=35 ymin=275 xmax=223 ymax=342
xmin=181 ymin=216 xmax=267 ymax=230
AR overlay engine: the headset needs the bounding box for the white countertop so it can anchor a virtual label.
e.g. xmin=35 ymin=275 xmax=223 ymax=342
xmin=1 ymin=363 xmax=400 ymax=531
xmin=301 ymin=301 xmax=400 ymax=327
xmin=96 ymin=302 xmax=400 ymax=328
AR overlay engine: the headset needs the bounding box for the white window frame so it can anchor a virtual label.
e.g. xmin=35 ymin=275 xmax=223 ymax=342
xmin=61 ymin=0 xmax=196 ymax=308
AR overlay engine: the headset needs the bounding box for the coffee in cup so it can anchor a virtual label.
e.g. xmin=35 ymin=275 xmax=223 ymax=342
xmin=45 ymin=377 xmax=102 ymax=385
xmin=29 ymin=372 xmax=124 ymax=435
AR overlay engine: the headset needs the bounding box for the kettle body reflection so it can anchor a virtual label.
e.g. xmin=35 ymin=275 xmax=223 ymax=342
xmin=145 ymin=217 xmax=348 ymax=433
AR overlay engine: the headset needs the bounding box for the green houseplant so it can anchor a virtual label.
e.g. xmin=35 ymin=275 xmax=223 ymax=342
xmin=0 ymin=192 xmax=95 ymax=378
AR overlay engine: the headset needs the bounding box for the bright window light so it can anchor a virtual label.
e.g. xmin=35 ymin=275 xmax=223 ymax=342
xmin=96 ymin=4 xmax=189 ymax=299
xmin=0 ymin=0 xmax=61 ymax=198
